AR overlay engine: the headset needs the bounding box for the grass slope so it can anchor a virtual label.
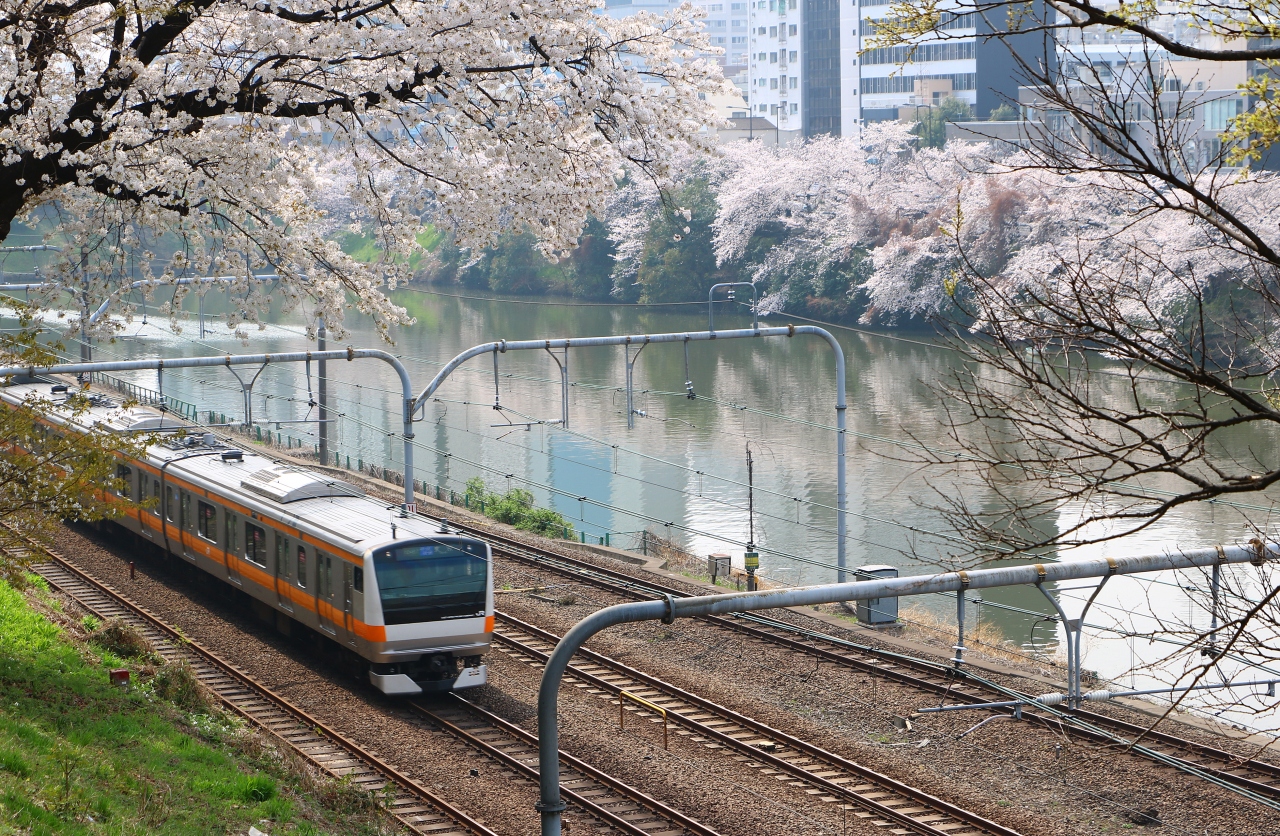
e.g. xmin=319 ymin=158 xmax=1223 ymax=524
xmin=0 ymin=577 xmax=390 ymax=835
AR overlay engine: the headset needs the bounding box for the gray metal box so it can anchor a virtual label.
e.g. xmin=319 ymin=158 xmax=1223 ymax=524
xmin=707 ymin=553 xmax=731 ymax=582
xmin=855 ymin=564 xmax=899 ymax=625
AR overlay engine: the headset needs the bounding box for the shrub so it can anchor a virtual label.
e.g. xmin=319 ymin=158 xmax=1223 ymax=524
xmin=232 ymin=774 xmax=277 ymax=803
xmin=88 ymin=617 xmax=155 ymax=660
xmin=152 ymin=661 xmax=213 ymax=711
xmin=463 ymin=478 xmax=574 ymax=539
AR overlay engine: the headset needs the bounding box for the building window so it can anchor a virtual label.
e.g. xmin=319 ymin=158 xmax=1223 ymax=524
xmin=731 ymin=2 xmax=745 ymax=9
xmin=789 ymin=0 xmax=796 ymax=7
xmin=1204 ymin=98 xmax=1246 ymax=132
xmin=790 ymin=50 xmax=797 ymax=62
xmin=791 ymin=102 xmax=799 ymax=113
xmin=790 ymin=76 xmax=798 ymax=88
xmin=769 ymin=25 xmax=777 ymax=37
xmin=789 ymin=24 xmax=797 ymax=36
xmin=770 ymin=51 xmax=778 ymax=62
xmin=758 ymin=103 xmax=767 ymax=112
xmin=862 ymin=41 xmax=975 ymax=65
xmin=771 ymin=77 xmax=779 ymax=89
xmin=732 ymin=35 xmax=746 ymax=43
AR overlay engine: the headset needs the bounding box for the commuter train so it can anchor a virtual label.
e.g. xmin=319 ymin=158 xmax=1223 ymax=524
xmin=0 ymin=376 xmax=493 ymax=695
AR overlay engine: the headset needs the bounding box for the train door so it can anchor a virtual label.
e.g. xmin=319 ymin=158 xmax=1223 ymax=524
xmin=341 ymin=562 xmax=356 ymax=648
xmin=223 ymin=510 xmax=241 ymax=585
xmin=317 ymin=551 xmax=336 ymax=635
xmin=274 ymin=533 xmax=293 ymax=613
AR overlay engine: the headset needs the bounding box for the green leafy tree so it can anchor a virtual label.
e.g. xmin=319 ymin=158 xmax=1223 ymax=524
xmin=567 ymin=217 xmax=617 ymax=300
xmin=913 ymin=97 xmax=972 ymax=149
xmin=636 ymin=179 xmax=722 ymax=303
xmin=0 ymin=307 xmax=148 ymax=579
xmin=988 ymin=103 xmax=1018 ymax=122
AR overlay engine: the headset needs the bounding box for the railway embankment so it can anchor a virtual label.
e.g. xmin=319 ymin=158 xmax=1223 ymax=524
xmin=0 ymin=575 xmax=393 ymax=835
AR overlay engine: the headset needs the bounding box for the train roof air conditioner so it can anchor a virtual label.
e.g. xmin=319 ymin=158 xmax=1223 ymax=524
xmin=240 ymin=465 xmax=364 ymax=503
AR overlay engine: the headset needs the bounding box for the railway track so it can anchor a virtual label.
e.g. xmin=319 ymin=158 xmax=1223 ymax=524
xmin=10 ymin=535 xmax=493 ymax=836
xmin=454 ymin=520 xmax=1280 ymax=806
xmin=12 ymin=530 xmax=726 ymax=836
xmin=409 ymin=694 xmax=721 ymax=836
xmin=492 ymin=612 xmax=1024 ymax=836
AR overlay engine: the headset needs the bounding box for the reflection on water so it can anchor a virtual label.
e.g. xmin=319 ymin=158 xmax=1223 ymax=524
xmin=9 ymin=288 xmax=1280 ymax=729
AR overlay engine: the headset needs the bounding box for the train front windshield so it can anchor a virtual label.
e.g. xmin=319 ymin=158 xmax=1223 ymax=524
xmin=373 ymin=540 xmax=488 ymax=625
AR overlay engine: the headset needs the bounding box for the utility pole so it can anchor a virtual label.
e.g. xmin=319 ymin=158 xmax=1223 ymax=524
xmin=317 ymin=318 xmax=329 ymax=466
xmin=745 ymin=443 xmax=759 ymax=591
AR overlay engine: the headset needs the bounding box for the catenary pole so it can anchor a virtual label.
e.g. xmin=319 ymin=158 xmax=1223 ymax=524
xmin=0 ymin=349 xmax=416 ymax=511
xmin=413 ymin=325 xmax=849 ymax=581
xmin=535 ymin=540 xmax=1277 ymax=836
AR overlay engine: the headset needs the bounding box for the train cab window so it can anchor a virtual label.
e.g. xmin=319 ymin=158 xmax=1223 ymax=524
xmin=296 ymin=546 xmax=308 ymax=589
xmin=165 ymin=486 xmax=178 ymax=521
xmin=114 ymin=465 xmax=132 ymax=498
xmin=245 ymin=523 xmax=267 ymax=567
xmin=196 ymin=501 xmax=217 ymax=541
xmin=373 ymin=540 xmax=487 ymax=625
xmin=353 ymin=567 xmax=363 ymax=593
xmin=225 ymin=513 xmax=239 ymax=556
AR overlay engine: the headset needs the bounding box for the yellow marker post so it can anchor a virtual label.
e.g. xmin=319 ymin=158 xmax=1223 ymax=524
xmin=618 ymin=690 xmax=668 ymax=750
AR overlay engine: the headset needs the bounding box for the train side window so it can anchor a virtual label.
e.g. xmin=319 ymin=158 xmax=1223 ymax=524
xmin=296 ymin=546 xmax=307 ymax=589
xmin=225 ymin=513 xmax=239 ymax=556
xmin=245 ymin=523 xmax=267 ymax=567
xmin=114 ymin=465 xmax=132 ymax=498
xmin=353 ymin=567 xmax=363 ymax=593
xmin=196 ymin=501 xmax=217 ymax=541
xmin=181 ymin=493 xmax=192 ymax=530
xmin=151 ymin=480 xmax=160 ymax=514
xmin=165 ymin=486 xmax=178 ymax=521
xmin=276 ymin=535 xmax=290 ymax=578
xmin=317 ymin=552 xmax=333 ymax=599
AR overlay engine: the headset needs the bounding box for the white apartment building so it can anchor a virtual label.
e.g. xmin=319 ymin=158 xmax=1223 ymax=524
xmin=744 ymin=0 xmax=804 ymax=132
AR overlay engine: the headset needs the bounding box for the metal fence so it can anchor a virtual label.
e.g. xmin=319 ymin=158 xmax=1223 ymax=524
xmin=88 ymin=371 xmax=199 ymax=421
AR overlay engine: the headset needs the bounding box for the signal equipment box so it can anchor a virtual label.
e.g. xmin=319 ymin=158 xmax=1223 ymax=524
xmin=856 ymin=564 xmax=899 ymax=626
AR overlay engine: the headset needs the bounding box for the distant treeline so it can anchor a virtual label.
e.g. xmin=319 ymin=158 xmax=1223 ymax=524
xmin=397 ymin=178 xmax=869 ymax=324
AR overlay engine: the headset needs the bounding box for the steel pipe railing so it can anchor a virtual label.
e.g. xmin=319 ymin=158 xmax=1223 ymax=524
xmin=535 ymin=540 xmax=1277 ymax=836
xmin=0 ymin=349 xmax=417 ymax=510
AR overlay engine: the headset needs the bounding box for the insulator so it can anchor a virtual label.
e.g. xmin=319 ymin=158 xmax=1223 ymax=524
xmin=685 ymin=380 xmax=696 ymax=399
xmin=1034 ymin=692 xmax=1066 ymax=706
xmin=1084 ymin=690 xmax=1113 ymax=702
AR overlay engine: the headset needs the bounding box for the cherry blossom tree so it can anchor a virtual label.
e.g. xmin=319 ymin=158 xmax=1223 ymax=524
xmin=1 ymin=0 xmax=726 ymax=338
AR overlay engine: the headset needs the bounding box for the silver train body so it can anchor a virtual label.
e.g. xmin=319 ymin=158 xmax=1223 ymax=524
xmin=1 ymin=378 xmax=493 ymax=695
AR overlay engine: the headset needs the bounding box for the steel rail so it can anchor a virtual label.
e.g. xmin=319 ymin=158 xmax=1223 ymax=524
xmin=5 ymin=531 xmax=494 ymax=836
xmin=493 ymin=612 xmax=1022 ymax=836
xmin=409 ymin=695 xmax=721 ymax=836
xmin=442 ymin=520 xmax=1280 ymax=805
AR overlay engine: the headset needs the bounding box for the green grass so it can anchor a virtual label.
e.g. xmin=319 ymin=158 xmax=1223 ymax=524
xmin=0 ymin=578 xmax=389 ymax=835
